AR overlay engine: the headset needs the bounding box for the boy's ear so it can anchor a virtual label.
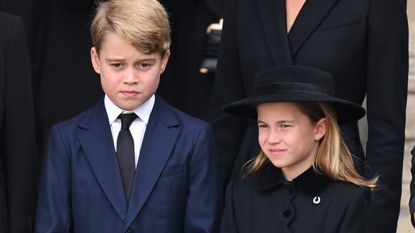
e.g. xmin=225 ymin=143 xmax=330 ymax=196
xmin=160 ymin=49 xmax=170 ymax=73
xmin=91 ymin=47 xmax=101 ymax=74
xmin=314 ymin=118 xmax=327 ymax=141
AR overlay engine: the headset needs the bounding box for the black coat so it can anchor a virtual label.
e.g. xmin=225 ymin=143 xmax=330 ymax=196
xmin=220 ymin=164 xmax=370 ymax=233
xmin=210 ymin=0 xmax=408 ymax=232
xmin=0 ymin=0 xmax=44 ymax=72
xmin=0 ymin=12 xmax=38 ymax=233
xmin=38 ymin=0 xmax=102 ymax=121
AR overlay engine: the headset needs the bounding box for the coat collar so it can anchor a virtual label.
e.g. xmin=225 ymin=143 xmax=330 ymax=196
xmin=256 ymin=163 xmax=332 ymax=196
xmin=256 ymin=0 xmax=293 ymax=66
xmin=256 ymin=0 xmax=340 ymax=59
xmin=288 ymin=0 xmax=340 ymax=56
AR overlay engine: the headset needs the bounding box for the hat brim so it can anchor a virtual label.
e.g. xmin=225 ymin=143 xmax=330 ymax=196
xmin=222 ymin=93 xmax=365 ymax=123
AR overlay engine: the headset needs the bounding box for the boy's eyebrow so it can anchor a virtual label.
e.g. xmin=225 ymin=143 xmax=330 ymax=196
xmin=105 ymin=58 xmax=157 ymax=62
xmin=105 ymin=58 xmax=124 ymax=63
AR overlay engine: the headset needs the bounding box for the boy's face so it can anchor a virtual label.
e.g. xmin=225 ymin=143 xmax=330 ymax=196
xmin=91 ymin=32 xmax=169 ymax=110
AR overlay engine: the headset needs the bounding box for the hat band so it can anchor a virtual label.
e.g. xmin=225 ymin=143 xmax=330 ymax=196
xmin=255 ymin=82 xmax=333 ymax=96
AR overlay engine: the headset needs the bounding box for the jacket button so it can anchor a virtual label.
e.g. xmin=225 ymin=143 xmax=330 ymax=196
xmin=283 ymin=209 xmax=291 ymax=218
xmin=125 ymin=229 xmax=133 ymax=233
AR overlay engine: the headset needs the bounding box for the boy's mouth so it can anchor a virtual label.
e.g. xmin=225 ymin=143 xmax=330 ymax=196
xmin=121 ymin=91 xmax=139 ymax=97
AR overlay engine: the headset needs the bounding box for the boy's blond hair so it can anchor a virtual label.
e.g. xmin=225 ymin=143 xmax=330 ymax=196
xmin=91 ymin=0 xmax=171 ymax=56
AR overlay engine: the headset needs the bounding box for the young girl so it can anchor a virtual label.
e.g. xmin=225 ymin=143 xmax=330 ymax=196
xmin=220 ymin=66 xmax=377 ymax=233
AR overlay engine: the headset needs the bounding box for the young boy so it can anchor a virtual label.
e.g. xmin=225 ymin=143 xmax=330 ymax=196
xmin=35 ymin=0 xmax=221 ymax=232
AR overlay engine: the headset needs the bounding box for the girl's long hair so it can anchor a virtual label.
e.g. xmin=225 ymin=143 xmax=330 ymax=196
xmin=245 ymin=102 xmax=377 ymax=189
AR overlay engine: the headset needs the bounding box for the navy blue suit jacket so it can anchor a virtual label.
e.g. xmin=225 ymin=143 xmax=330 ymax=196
xmin=35 ymin=96 xmax=221 ymax=233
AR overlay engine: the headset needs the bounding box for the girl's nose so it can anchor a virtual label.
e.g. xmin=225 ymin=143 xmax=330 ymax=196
xmin=267 ymin=129 xmax=282 ymax=144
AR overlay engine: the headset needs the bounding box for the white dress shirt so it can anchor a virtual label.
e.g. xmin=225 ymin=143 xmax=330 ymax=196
xmin=104 ymin=95 xmax=155 ymax=168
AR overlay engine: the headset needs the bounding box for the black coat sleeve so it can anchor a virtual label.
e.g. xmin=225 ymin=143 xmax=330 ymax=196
xmin=364 ymin=0 xmax=408 ymax=231
xmin=337 ymin=187 xmax=370 ymax=233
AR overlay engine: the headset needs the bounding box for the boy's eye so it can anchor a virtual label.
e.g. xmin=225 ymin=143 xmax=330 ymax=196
xmin=110 ymin=63 xmax=122 ymax=68
xmin=258 ymin=123 xmax=268 ymax=129
xmin=138 ymin=63 xmax=152 ymax=69
xmin=280 ymin=123 xmax=292 ymax=128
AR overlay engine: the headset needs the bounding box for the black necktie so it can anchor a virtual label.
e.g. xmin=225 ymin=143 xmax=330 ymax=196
xmin=117 ymin=113 xmax=137 ymax=201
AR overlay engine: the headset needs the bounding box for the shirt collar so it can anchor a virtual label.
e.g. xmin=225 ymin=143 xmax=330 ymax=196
xmin=104 ymin=95 xmax=155 ymax=125
xmin=256 ymin=163 xmax=332 ymax=196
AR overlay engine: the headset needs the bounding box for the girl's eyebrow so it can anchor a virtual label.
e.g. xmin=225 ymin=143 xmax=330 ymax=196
xmin=259 ymin=120 xmax=294 ymax=122
xmin=257 ymin=120 xmax=294 ymax=124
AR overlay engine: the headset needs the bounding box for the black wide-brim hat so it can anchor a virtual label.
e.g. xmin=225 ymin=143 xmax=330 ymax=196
xmin=222 ymin=66 xmax=365 ymax=123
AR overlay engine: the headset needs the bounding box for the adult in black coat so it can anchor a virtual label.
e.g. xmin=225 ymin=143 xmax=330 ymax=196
xmin=37 ymin=0 xmax=102 ymax=134
xmin=0 ymin=12 xmax=38 ymax=233
xmin=210 ymin=0 xmax=408 ymax=232
xmin=0 ymin=0 xmax=48 ymax=154
xmin=0 ymin=0 xmax=44 ymax=72
xmin=157 ymin=0 xmax=223 ymax=121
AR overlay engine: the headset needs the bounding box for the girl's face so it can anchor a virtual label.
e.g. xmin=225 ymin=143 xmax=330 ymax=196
xmin=257 ymin=102 xmax=326 ymax=181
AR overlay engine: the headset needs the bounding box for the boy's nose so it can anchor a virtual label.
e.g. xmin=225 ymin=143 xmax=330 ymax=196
xmin=124 ymin=68 xmax=137 ymax=83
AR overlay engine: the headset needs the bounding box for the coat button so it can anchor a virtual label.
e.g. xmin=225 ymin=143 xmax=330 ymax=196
xmin=282 ymin=209 xmax=292 ymax=218
xmin=125 ymin=229 xmax=133 ymax=233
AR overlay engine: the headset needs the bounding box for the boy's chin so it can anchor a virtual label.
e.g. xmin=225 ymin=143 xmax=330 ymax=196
xmin=112 ymin=99 xmax=140 ymax=111
xmin=117 ymin=103 xmax=142 ymax=111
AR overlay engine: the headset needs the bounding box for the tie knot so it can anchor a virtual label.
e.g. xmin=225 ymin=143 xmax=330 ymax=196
xmin=118 ymin=113 xmax=137 ymax=130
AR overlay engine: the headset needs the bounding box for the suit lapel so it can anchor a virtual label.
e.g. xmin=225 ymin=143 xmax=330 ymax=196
xmin=256 ymin=0 xmax=293 ymax=66
xmin=77 ymin=99 xmax=127 ymax=221
xmin=124 ymin=96 xmax=179 ymax=229
xmin=288 ymin=0 xmax=340 ymax=56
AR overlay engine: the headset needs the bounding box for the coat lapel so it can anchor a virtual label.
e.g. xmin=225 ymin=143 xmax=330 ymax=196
xmin=77 ymin=99 xmax=127 ymax=221
xmin=124 ymin=96 xmax=180 ymax=229
xmin=256 ymin=0 xmax=293 ymax=66
xmin=288 ymin=0 xmax=340 ymax=56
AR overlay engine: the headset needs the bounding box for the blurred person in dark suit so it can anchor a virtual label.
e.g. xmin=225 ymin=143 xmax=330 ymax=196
xmin=0 ymin=0 xmax=45 ymax=74
xmin=37 ymin=0 xmax=103 ymax=151
xmin=0 ymin=0 xmax=48 ymax=152
xmin=0 ymin=11 xmax=38 ymax=233
xmin=1 ymin=0 xmax=101 ymax=155
xmin=157 ymin=0 xmax=224 ymax=121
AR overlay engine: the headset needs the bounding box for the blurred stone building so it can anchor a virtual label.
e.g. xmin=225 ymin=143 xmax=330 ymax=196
xmin=397 ymin=1 xmax=415 ymax=232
